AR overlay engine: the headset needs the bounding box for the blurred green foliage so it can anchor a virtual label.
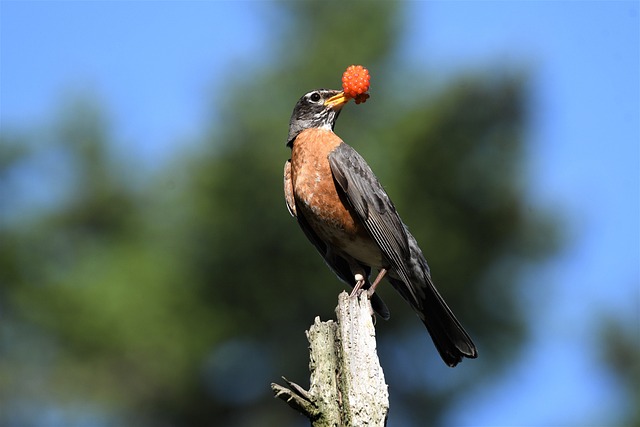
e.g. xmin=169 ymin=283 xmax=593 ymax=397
xmin=0 ymin=2 xmax=568 ymax=426
xmin=599 ymin=312 xmax=640 ymax=427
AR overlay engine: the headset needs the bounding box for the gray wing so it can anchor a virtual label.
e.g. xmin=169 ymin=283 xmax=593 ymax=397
xmin=328 ymin=147 xmax=478 ymax=366
xmin=328 ymin=143 xmax=418 ymax=303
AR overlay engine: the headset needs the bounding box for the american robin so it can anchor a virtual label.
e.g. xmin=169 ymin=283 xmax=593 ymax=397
xmin=284 ymin=89 xmax=477 ymax=367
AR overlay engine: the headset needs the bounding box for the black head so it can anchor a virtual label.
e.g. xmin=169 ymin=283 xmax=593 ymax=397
xmin=286 ymin=89 xmax=349 ymax=146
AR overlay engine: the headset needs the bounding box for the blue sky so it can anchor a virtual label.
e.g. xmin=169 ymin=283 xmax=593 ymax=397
xmin=2 ymin=1 xmax=638 ymax=426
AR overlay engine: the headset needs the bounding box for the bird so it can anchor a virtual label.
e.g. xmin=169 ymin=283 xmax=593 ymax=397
xmin=283 ymin=88 xmax=477 ymax=367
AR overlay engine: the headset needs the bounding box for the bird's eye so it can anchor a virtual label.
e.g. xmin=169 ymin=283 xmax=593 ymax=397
xmin=309 ymin=92 xmax=322 ymax=103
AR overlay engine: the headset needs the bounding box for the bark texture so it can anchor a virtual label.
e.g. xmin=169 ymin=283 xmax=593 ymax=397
xmin=272 ymin=292 xmax=389 ymax=426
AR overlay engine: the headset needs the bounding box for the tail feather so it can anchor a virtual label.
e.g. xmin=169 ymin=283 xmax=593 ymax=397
xmin=389 ymin=275 xmax=476 ymax=367
xmin=387 ymin=231 xmax=477 ymax=366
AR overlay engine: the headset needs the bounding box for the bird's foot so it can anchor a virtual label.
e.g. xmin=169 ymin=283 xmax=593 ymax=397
xmin=366 ymin=268 xmax=388 ymax=298
xmin=350 ymin=273 xmax=366 ymax=297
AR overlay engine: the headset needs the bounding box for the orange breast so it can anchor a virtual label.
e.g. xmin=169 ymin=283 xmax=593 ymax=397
xmin=291 ymin=128 xmax=382 ymax=265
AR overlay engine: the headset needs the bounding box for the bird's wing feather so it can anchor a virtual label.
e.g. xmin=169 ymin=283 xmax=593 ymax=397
xmin=329 ymin=144 xmax=476 ymax=365
xmin=284 ymin=160 xmax=296 ymax=217
xmin=328 ymin=143 xmax=419 ymax=303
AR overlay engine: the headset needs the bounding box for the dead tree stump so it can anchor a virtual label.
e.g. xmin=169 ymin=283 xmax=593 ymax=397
xmin=272 ymin=291 xmax=389 ymax=426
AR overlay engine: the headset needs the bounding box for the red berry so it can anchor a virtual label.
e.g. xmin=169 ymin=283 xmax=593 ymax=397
xmin=341 ymin=65 xmax=370 ymax=101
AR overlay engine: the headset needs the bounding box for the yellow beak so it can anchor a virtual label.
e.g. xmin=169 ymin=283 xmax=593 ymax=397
xmin=324 ymin=91 xmax=350 ymax=110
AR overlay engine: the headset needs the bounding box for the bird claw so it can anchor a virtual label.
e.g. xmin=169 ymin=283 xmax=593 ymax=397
xmin=350 ymin=273 xmax=366 ymax=297
xmin=350 ymin=283 xmax=378 ymax=322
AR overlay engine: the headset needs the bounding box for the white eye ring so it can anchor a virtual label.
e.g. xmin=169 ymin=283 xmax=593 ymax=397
xmin=308 ymin=92 xmax=322 ymax=103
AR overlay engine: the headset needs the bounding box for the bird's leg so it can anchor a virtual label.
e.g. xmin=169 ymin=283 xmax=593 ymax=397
xmin=351 ymin=273 xmax=366 ymax=296
xmin=348 ymin=259 xmax=368 ymax=297
xmin=367 ymin=268 xmax=388 ymax=297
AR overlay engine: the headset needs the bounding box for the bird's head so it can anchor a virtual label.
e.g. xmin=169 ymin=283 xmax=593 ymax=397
xmin=286 ymin=89 xmax=350 ymax=147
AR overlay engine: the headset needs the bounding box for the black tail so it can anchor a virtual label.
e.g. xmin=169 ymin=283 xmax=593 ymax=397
xmin=389 ymin=274 xmax=477 ymax=367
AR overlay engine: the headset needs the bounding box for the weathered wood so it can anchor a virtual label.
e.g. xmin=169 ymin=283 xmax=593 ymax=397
xmin=272 ymin=291 xmax=389 ymax=426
